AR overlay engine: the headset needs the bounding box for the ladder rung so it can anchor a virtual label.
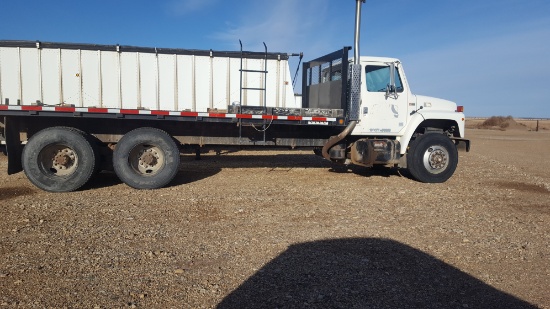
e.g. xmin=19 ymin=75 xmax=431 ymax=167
xmin=242 ymin=87 xmax=266 ymax=91
xmin=240 ymin=69 xmax=268 ymax=73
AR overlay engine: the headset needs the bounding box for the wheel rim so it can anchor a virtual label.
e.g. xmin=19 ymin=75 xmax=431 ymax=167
xmin=38 ymin=144 xmax=79 ymax=176
xmin=128 ymin=144 xmax=165 ymax=176
xmin=422 ymin=145 xmax=449 ymax=174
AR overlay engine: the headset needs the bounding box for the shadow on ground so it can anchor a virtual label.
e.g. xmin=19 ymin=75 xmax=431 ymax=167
xmin=331 ymin=164 xmax=410 ymax=180
xmin=82 ymin=153 xmax=408 ymax=190
xmin=81 ymin=171 xmax=123 ymax=190
xmin=183 ymin=153 xmax=332 ymax=169
xmin=179 ymin=153 xmax=406 ymax=179
xmin=0 ymin=186 xmax=36 ymax=201
xmin=218 ymin=238 xmax=535 ymax=309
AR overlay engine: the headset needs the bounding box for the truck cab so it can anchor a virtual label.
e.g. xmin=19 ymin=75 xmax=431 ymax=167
xmin=353 ymin=57 xmax=467 ymax=153
xmin=302 ymin=48 xmax=469 ymax=183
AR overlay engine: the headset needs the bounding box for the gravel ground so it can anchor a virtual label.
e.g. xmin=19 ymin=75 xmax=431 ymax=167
xmin=0 ymin=128 xmax=549 ymax=308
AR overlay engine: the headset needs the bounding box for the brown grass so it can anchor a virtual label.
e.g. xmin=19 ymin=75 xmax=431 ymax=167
xmin=477 ymin=116 xmax=515 ymax=130
xmin=467 ymin=116 xmax=549 ymax=131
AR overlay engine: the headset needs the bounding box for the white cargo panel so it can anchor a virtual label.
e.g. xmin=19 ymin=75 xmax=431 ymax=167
xmin=0 ymin=41 xmax=298 ymax=112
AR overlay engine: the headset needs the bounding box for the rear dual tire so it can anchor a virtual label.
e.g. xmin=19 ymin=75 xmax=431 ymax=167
xmin=22 ymin=127 xmax=98 ymax=192
xmin=113 ymin=127 xmax=180 ymax=189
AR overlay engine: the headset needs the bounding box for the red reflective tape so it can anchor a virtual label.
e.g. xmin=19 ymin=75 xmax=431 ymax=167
xmin=311 ymin=117 xmax=327 ymax=122
xmin=87 ymin=108 xmax=109 ymax=113
xmin=22 ymin=106 xmax=43 ymax=111
xmin=287 ymin=116 xmax=302 ymax=121
xmin=1 ymin=105 xmax=332 ymax=124
xmin=237 ymin=114 xmax=253 ymax=119
xmin=151 ymin=110 xmax=170 ymax=115
xmin=180 ymin=111 xmax=199 ymax=117
xmin=55 ymin=107 xmax=76 ymax=112
xmin=208 ymin=113 xmax=226 ymax=118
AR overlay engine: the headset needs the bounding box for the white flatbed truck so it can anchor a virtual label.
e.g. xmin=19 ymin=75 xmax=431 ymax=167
xmin=0 ymin=0 xmax=469 ymax=192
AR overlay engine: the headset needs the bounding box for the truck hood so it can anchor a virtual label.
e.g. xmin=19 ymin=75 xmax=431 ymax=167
xmin=415 ymin=95 xmax=457 ymax=112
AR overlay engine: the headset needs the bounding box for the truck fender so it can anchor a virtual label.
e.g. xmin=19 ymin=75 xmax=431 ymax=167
xmin=398 ymin=110 xmax=464 ymax=155
xmin=397 ymin=113 xmax=426 ymax=155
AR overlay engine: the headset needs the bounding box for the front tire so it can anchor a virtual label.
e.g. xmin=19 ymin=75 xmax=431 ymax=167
xmin=22 ymin=127 xmax=98 ymax=192
xmin=407 ymin=133 xmax=458 ymax=183
xmin=113 ymin=127 xmax=180 ymax=189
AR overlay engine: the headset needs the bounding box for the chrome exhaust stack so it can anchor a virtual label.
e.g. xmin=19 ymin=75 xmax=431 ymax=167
xmin=354 ymin=0 xmax=365 ymax=65
xmin=322 ymin=0 xmax=365 ymax=161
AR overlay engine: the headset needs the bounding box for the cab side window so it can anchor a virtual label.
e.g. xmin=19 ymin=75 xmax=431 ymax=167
xmin=365 ymin=65 xmax=403 ymax=92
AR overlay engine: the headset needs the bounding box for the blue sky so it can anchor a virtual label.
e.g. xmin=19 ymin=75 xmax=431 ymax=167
xmin=1 ymin=0 xmax=549 ymax=117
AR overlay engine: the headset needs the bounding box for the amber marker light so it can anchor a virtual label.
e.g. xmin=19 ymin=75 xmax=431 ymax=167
xmin=456 ymin=106 xmax=464 ymax=112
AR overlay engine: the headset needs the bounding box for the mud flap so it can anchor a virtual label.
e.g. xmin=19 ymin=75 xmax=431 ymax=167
xmin=451 ymin=137 xmax=471 ymax=152
xmin=5 ymin=117 xmax=24 ymax=174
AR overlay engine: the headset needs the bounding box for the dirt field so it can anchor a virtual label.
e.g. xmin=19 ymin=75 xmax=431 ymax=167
xmin=0 ymin=123 xmax=549 ymax=308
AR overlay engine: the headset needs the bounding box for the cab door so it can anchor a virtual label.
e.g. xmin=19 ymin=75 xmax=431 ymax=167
xmin=358 ymin=62 xmax=409 ymax=134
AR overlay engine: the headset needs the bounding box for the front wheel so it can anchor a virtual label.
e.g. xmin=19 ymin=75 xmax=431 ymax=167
xmin=113 ymin=127 xmax=180 ymax=189
xmin=407 ymin=133 xmax=458 ymax=183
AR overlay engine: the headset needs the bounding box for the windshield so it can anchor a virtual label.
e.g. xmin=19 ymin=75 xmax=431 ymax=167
xmin=365 ymin=65 xmax=403 ymax=92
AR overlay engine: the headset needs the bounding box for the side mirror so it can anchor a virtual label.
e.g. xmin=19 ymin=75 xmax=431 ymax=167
xmin=385 ymin=62 xmax=399 ymax=99
xmin=385 ymin=84 xmax=398 ymax=99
